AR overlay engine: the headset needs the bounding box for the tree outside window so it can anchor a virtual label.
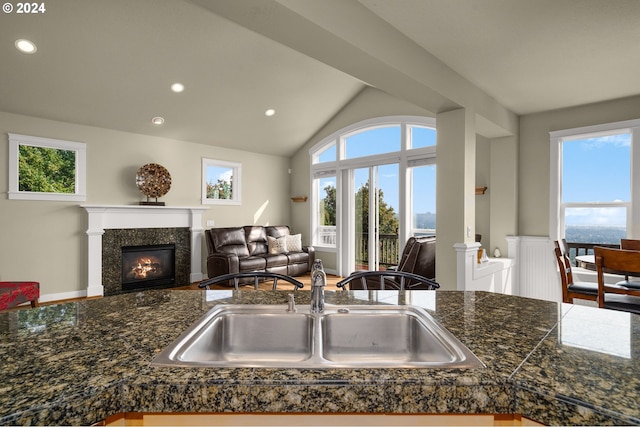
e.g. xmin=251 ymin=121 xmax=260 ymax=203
xmin=18 ymin=145 xmax=76 ymax=193
xmin=8 ymin=133 xmax=86 ymax=201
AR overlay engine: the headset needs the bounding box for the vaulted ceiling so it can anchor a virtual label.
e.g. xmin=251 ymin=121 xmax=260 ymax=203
xmin=2 ymin=0 xmax=639 ymax=156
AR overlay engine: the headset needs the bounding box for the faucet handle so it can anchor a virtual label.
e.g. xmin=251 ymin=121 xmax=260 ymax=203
xmin=286 ymin=293 xmax=297 ymax=313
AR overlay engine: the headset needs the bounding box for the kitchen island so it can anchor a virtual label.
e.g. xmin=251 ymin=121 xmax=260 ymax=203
xmin=1 ymin=289 xmax=638 ymax=425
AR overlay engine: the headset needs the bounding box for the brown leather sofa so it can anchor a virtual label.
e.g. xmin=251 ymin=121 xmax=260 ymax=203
xmin=205 ymin=226 xmax=315 ymax=282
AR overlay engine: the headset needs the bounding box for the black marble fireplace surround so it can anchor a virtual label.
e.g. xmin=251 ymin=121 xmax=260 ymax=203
xmin=102 ymin=228 xmax=190 ymax=296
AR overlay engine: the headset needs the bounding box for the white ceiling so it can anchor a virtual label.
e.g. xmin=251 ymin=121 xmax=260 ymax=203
xmin=361 ymin=0 xmax=640 ymax=115
xmin=2 ymin=0 xmax=639 ymax=156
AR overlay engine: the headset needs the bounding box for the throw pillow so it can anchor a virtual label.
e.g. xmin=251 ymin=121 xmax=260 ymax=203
xmin=285 ymin=234 xmax=302 ymax=252
xmin=267 ymin=236 xmax=287 ymax=254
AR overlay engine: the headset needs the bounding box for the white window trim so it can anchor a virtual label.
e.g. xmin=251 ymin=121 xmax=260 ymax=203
xmin=549 ymin=118 xmax=640 ymax=241
xmin=201 ymin=158 xmax=242 ymax=205
xmin=8 ymin=133 xmax=87 ymax=201
xmin=309 ymin=116 xmax=436 ymax=274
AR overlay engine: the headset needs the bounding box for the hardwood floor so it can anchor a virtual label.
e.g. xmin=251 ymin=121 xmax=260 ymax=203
xmin=2 ymin=273 xmax=343 ymax=311
xmin=176 ymin=273 xmax=343 ymax=291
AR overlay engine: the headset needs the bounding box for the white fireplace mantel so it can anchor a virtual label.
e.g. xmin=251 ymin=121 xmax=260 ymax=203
xmin=81 ymin=205 xmax=209 ymax=297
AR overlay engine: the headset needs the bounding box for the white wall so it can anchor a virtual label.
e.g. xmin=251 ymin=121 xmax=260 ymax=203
xmin=0 ymin=112 xmax=291 ymax=298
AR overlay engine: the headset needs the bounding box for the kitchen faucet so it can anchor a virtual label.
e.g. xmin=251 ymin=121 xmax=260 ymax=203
xmin=310 ymin=259 xmax=326 ymax=313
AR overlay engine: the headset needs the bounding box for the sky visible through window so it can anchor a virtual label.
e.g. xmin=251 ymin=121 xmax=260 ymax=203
xmin=330 ymin=126 xmax=437 ymax=214
xmin=562 ymin=133 xmax=630 ymax=226
xmin=326 ymin=129 xmax=632 ymax=224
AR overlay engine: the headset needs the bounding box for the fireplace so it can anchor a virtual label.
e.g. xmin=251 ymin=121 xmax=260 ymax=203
xmin=82 ymin=205 xmax=208 ymax=297
xmin=121 ymin=244 xmax=176 ymax=291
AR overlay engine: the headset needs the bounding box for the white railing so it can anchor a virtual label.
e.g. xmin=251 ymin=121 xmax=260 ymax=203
xmin=412 ymin=228 xmax=436 ymax=237
xmin=318 ymin=226 xmax=337 ymax=245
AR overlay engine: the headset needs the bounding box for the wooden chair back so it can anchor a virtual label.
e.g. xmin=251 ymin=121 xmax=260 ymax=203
xmin=553 ymin=244 xmax=598 ymax=303
xmin=619 ymin=239 xmax=640 ymax=280
xmin=554 ymin=238 xmax=570 ymax=257
xmin=554 ymin=246 xmax=572 ymax=303
xmin=594 ymin=246 xmax=640 ymax=308
xmin=621 ymin=239 xmax=640 ymax=251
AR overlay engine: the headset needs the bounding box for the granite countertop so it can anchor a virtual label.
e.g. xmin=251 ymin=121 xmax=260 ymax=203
xmin=1 ymin=289 xmax=639 ymax=425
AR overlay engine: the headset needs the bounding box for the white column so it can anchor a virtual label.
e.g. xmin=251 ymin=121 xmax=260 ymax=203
xmin=189 ymin=209 xmax=206 ymax=283
xmin=454 ymin=242 xmax=481 ymax=291
xmin=85 ymin=207 xmax=106 ymax=297
xmin=436 ymin=108 xmax=476 ymax=289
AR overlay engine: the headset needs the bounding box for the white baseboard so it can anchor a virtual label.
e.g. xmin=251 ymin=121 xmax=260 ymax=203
xmin=40 ymin=290 xmax=87 ymax=303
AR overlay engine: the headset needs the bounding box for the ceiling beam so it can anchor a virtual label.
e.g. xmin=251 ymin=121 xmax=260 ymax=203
xmin=191 ymin=0 xmax=518 ymax=137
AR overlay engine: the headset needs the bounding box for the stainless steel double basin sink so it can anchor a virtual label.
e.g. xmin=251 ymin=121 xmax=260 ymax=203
xmin=151 ymin=304 xmax=484 ymax=369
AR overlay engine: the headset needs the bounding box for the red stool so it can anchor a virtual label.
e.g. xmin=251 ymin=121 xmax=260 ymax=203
xmin=0 ymin=281 xmax=40 ymax=310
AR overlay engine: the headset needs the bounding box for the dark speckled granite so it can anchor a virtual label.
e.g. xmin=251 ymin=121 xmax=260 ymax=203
xmin=102 ymin=228 xmax=191 ymax=295
xmin=1 ymin=290 xmax=639 ymax=425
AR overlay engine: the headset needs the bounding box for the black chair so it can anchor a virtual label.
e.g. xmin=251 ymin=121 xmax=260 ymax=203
xmin=336 ymin=270 xmax=439 ymax=291
xmin=198 ymin=271 xmax=304 ymax=291
xmin=390 ymin=236 xmax=436 ymax=279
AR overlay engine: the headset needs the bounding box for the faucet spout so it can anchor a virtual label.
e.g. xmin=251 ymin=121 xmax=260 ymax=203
xmin=310 ymin=259 xmax=326 ymax=313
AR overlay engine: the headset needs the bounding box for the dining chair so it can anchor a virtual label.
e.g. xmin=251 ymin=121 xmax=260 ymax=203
xmin=554 ymin=238 xmax=571 ymax=259
xmin=621 ymin=239 xmax=640 ymax=251
xmin=336 ymin=270 xmax=439 ymax=291
xmin=619 ymin=239 xmax=640 ymax=286
xmin=594 ymin=246 xmax=640 ymax=314
xmin=198 ymin=271 xmax=304 ymax=291
xmin=553 ymin=245 xmax=598 ymax=303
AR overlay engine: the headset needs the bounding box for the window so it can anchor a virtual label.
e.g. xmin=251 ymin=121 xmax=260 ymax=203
xmin=344 ymin=125 xmax=401 ymax=159
xmin=410 ymin=161 xmax=436 ymax=236
xmin=409 ymin=125 xmax=437 ymax=149
xmin=314 ymin=173 xmax=337 ymax=245
xmin=8 ymin=133 xmax=86 ymax=201
xmin=550 ymin=119 xmax=640 ymax=244
xmin=202 ymin=158 xmax=241 ymax=205
xmin=310 ymin=116 xmax=436 ymax=275
xmin=313 ymin=141 xmax=336 ymax=164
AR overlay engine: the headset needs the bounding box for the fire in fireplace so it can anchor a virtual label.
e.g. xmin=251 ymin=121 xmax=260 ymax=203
xmin=121 ymin=244 xmax=176 ymax=291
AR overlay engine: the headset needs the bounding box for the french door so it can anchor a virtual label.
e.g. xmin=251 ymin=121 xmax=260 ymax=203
xmin=349 ymin=163 xmax=399 ymax=272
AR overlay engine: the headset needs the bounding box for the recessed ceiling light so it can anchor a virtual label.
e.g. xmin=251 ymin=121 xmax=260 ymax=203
xmin=15 ymin=39 xmax=37 ymax=54
xmin=170 ymin=83 xmax=184 ymax=93
xmin=265 ymin=109 xmax=276 ymax=117
xmin=151 ymin=116 xmax=165 ymax=125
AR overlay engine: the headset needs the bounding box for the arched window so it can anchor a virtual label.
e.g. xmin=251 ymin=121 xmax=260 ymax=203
xmin=310 ymin=116 xmax=436 ymax=275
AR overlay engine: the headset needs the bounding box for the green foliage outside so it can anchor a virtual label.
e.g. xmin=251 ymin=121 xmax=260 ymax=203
xmin=319 ymin=181 xmax=398 ymax=232
xmin=207 ymin=177 xmax=233 ymax=199
xmin=18 ymin=145 xmax=76 ymax=193
xmin=354 ymin=181 xmax=399 ymax=234
xmin=319 ymin=184 xmax=336 ymax=226
xmin=319 ymin=181 xmax=400 ymax=266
